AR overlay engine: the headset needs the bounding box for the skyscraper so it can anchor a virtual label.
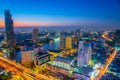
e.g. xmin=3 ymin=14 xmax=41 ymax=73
xmin=33 ymin=28 xmax=39 ymax=43
xmin=60 ymin=36 xmax=73 ymax=50
xmin=75 ymin=28 xmax=82 ymax=45
xmin=60 ymin=36 xmax=66 ymax=50
xmin=4 ymin=10 xmax=16 ymax=47
xmin=77 ymin=41 xmax=92 ymax=67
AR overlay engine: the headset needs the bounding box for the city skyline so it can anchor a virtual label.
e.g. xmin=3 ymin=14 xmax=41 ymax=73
xmin=0 ymin=0 xmax=120 ymax=80
xmin=0 ymin=0 xmax=120 ymax=27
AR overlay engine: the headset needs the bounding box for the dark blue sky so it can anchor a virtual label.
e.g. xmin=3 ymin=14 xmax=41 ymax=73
xmin=0 ymin=0 xmax=120 ymax=27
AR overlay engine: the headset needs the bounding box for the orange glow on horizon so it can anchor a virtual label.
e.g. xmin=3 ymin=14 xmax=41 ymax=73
xmin=0 ymin=21 xmax=50 ymax=27
xmin=0 ymin=21 xmax=68 ymax=27
xmin=0 ymin=21 xmax=4 ymax=27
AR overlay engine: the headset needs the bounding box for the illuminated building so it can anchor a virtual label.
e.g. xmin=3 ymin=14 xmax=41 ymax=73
xmin=34 ymin=49 xmax=50 ymax=66
xmin=4 ymin=10 xmax=16 ymax=47
xmin=90 ymin=62 xmax=103 ymax=80
xmin=16 ymin=47 xmax=40 ymax=63
xmin=46 ymin=56 xmax=74 ymax=76
xmin=33 ymin=28 xmax=39 ymax=43
xmin=66 ymin=36 xmax=73 ymax=49
xmin=52 ymin=56 xmax=73 ymax=70
xmin=60 ymin=36 xmax=73 ymax=50
xmin=77 ymin=41 xmax=92 ymax=67
xmin=60 ymin=36 xmax=66 ymax=50
xmin=46 ymin=56 xmax=92 ymax=79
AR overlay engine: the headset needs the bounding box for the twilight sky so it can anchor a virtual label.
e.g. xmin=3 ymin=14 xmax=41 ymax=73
xmin=0 ymin=0 xmax=120 ymax=27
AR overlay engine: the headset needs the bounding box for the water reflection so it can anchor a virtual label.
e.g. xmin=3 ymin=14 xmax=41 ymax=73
xmin=42 ymin=38 xmax=60 ymax=50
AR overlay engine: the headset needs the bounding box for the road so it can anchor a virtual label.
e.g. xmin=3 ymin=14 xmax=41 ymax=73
xmin=0 ymin=60 xmax=23 ymax=78
xmin=96 ymin=32 xmax=117 ymax=80
xmin=0 ymin=58 xmax=32 ymax=80
xmin=0 ymin=57 xmax=50 ymax=80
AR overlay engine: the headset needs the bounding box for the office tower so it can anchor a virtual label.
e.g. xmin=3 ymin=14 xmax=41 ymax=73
xmin=66 ymin=36 xmax=73 ymax=49
xmin=33 ymin=28 xmax=39 ymax=43
xmin=60 ymin=36 xmax=66 ymax=50
xmin=77 ymin=41 xmax=92 ymax=67
xmin=4 ymin=10 xmax=16 ymax=47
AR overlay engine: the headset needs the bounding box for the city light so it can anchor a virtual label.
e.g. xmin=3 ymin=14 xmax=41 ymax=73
xmin=0 ymin=0 xmax=120 ymax=80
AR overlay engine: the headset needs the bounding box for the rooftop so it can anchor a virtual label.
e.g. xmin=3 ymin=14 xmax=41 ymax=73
xmin=48 ymin=50 xmax=62 ymax=53
xmin=55 ymin=56 xmax=73 ymax=64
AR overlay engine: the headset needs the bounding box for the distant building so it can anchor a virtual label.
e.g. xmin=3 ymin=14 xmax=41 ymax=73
xmin=75 ymin=28 xmax=82 ymax=38
xmin=77 ymin=41 xmax=92 ymax=67
xmin=98 ymin=38 xmax=105 ymax=47
xmin=114 ymin=29 xmax=120 ymax=46
xmin=60 ymin=36 xmax=66 ymax=50
xmin=4 ymin=10 xmax=16 ymax=47
xmin=73 ymin=28 xmax=82 ymax=45
xmin=34 ymin=49 xmax=50 ymax=66
xmin=33 ymin=28 xmax=39 ymax=43
xmin=60 ymin=36 xmax=74 ymax=50
xmin=55 ymin=30 xmax=61 ymax=37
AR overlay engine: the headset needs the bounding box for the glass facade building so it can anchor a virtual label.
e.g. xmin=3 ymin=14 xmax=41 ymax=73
xmin=4 ymin=10 xmax=16 ymax=47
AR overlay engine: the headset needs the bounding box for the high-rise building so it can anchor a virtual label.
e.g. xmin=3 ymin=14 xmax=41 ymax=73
xmin=74 ymin=28 xmax=82 ymax=45
xmin=60 ymin=36 xmax=66 ymax=50
xmin=33 ymin=28 xmax=39 ymax=43
xmin=4 ymin=10 xmax=16 ymax=47
xmin=66 ymin=36 xmax=73 ymax=49
xmin=77 ymin=41 xmax=92 ymax=67
xmin=60 ymin=36 xmax=73 ymax=50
